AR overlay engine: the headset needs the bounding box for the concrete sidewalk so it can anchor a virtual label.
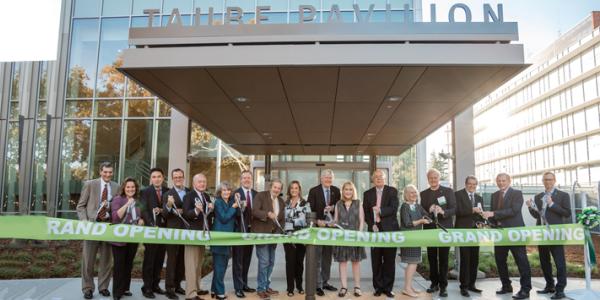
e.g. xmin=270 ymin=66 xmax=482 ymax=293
xmin=0 ymin=245 xmax=597 ymax=300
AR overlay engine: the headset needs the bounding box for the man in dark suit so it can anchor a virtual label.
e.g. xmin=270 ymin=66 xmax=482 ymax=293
xmin=482 ymin=173 xmax=532 ymax=299
xmin=527 ymin=171 xmax=571 ymax=300
xmin=162 ymin=168 xmax=190 ymax=299
xmin=140 ymin=168 xmax=170 ymax=298
xmin=363 ymin=169 xmax=399 ymax=298
xmin=232 ymin=170 xmax=258 ymax=298
xmin=307 ymin=169 xmax=340 ymax=296
xmin=455 ymin=175 xmax=484 ymax=297
xmin=182 ymin=173 xmax=213 ymax=300
xmin=420 ymin=168 xmax=456 ymax=297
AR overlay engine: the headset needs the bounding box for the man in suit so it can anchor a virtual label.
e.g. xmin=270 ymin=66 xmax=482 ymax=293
xmin=526 ymin=171 xmax=571 ymax=300
xmin=455 ymin=175 xmax=484 ymax=297
xmin=482 ymin=173 xmax=532 ymax=299
xmin=76 ymin=162 xmax=119 ymax=299
xmin=232 ymin=170 xmax=258 ymax=298
xmin=162 ymin=168 xmax=190 ymax=299
xmin=183 ymin=173 xmax=213 ymax=300
xmin=307 ymin=169 xmax=340 ymax=296
xmin=420 ymin=168 xmax=456 ymax=297
xmin=252 ymin=179 xmax=286 ymax=300
xmin=363 ymin=169 xmax=399 ymax=298
xmin=140 ymin=168 xmax=170 ymax=298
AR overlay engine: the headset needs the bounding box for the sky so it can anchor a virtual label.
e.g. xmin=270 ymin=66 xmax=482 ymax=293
xmin=425 ymin=0 xmax=600 ymax=161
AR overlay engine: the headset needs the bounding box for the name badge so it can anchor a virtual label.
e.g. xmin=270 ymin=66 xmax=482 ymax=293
xmin=437 ymin=196 xmax=447 ymax=206
xmin=284 ymin=222 xmax=294 ymax=231
xmin=409 ymin=204 xmax=416 ymax=211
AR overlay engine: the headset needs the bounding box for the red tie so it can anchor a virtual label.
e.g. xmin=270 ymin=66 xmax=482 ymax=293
xmin=246 ymin=190 xmax=252 ymax=209
xmin=156 ymin=188 xmax=162 ymax=206
xmin=101 ymin=184 xmax=108 ymax=202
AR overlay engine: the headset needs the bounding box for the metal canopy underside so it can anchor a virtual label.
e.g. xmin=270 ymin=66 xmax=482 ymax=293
xmin=120 ymin=23 xmax=526 ymax=155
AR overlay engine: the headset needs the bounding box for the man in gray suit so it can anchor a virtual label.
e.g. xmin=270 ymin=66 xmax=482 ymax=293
xmin=76 ymin=162 xmax=120 ymax=299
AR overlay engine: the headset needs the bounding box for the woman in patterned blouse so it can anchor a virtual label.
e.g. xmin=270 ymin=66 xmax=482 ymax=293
xmin=283 ymin=180 xmax=311 ymax=297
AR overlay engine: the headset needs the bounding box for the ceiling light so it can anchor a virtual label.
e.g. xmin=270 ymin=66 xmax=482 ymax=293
xmin=386 ymin=96 xmax=402 ymax=102
xmin=234 ymin=96 xmax=248 ymax=103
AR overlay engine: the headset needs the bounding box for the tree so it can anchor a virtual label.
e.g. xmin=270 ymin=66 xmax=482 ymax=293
xmin=429 ymin=152 xmax=449 ymax=181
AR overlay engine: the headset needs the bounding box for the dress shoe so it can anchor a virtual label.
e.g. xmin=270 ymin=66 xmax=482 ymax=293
xmin=123 ymin=291 xmax=133 ymax=297
xmin=496 ymin=287 xmax=513 ymax=294
xmin=551 ymin=291 xmax=566 ymax=299
xmin=316 ymin=288 xmax=325 ymax=296
xmin=266 ymin=288 xmax=279 ymax=295
xmin=100 ymin=289 xmax=111 ymax=297
xmin=198 ymin=290 xmax=209 ymax=296
xmin=113 ymin=297 xmax=121 ymax=300
xmin=439 ymin=288 xmax=447 ymax=297
xmin=384 ymin=291 xmax=395 ymax=298
xmin=460 ymin=289 xmax=470 ymax=297
xmin=297 ymin=288 xmax=304 ymax=294
xmin=537 ymin=287 xmax=556 ymax=294
xmin=175 ymin=287 xmax=186 ymax=295
xmin=142 ymin=290 xmax=156 ymax=299
xmin=153 ymin=288 xmax=166 ymax=295
xmin=242 ymin=287 xmax=256 ymax=293
xmin=84 ymin=290 xmax=93 ymax=299
xmin=166 ymin=290 xmax=179 ymax=300
xmin=323 ymin=283 xmax=337 ymax=291
xmin=468 ymin=286 xmax=482 ymax=293
xmin=185 ymin=297 xmax=204 ymax=300
xmin=373 ymin=290 xmax=382 ymax=297
xmin=235 ymin=290 xmax=245 ymax=298
xmin=257 ymin=291 xmax=270 ymax=299
xmin=512 ymin=290 xmax=530 ymax=299
xmin=216 ymin=296 xmax=227 ymax=300
xmin=426 ymin=284 xmax=439 ymax=293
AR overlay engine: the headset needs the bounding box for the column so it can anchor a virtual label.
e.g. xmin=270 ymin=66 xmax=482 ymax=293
xmin=167 ymin=108 xmax=189 ymax=184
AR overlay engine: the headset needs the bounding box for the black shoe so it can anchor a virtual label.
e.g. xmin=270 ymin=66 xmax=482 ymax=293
xmin=123 ymin=291 xmax=133 ymax=296
xmin=316 ymin=288 xmax=325 ymax=296
xmin=537 ymin=287 xmax=556 ymax=294
xmin=460 ymin=289 xmax=470 ymax=297
xmin=242 ymin=287 xmax=256 ymax=293
xmin=468 ymin=286 xmax=482 ymax=293
xmin=323 ymin=284 xmax=337 ymax=291
xmin=551 ymin=292 xmax=566 ymax=299
xmin=512 ymin=290 xmax=530 ymax=299
xmin=113 ymin=297 xmax=121 ymax=300
xmin=235 ymin=290 xmax=245 ymax=298
xmin=166 ymin=291 xmax=179 ymax=300
xmin=426 ymin=284 xmax=439 ymax=293
xmin=153 ymin=288 xmax=166 ymax=295
xmin=439 ymin=289 xmax=447 ymax=297
xmin=142 ymin=290 xmax=156 ymax=299
xmin=496 ymin=287 xmax=513 ymax=295
xmin=384 ymin=291 xmax=395 ymax=298
xmin=198 ymin=289 xmax=209 ymax=296
xmin=297 ymin=288 xmax=304 ymax=295
xmin=84 ymin=290 xmax=93 ymax=299
xmin=100 ymin=289 xmax=111 ymax=297
xmin=175 ymin=288 xmax=186 ymax=295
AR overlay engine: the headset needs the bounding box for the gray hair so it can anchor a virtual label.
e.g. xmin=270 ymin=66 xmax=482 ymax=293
xmin=403 ymin=184 xmax=419 ymax=202
xmin=321 ymin=169 xmax=334 ymax=179
xmin=192 ymin=173 xmax=207 ymax=183
xmin=426 ymin=168 xmax=441 ymax=178
xmin=269 ymin=178 xmax=283 ymax=189
xmin=371 ymin=169 xmax=387 ymax=181
xmin=496 ymin=173 xmax=511 ymax=181
xmin=215 ymin=181 xmax=232 ymax=198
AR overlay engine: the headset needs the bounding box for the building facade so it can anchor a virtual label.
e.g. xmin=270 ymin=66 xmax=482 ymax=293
xmin=474 ymin=12 xmax=600 ymax=187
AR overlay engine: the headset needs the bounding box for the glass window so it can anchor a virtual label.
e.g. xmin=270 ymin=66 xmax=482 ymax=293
xmin=123 ymin=120 xmax=153 ymax=186
xmin=575 ymin=138 xmax=588 ymax=163
xmin=554 ymin=144 xmax=564 ymax=166
xmin=161 ymin=14 xmax=192 ymax=26
xmin=2 ymin=122 xmax=19 ymax=213
xmin=90 ymin=120 xmax=122 ymax=178
xmin=357 ymin=0 xmax=387 ymax=10
xmin=10 ymin=63 xmax=21 ymax=100
xmin=590 ymin=165 xmax=600 ymax=183
xmin=189 ymin=123 xmax=219 ymax=189
xmin=31 ymin=121 xmax=47 ymax=212
xmin=258 ymin=0 xmax=288 ymax=12
xmin=59 ymin=120 xmax=91 ymax=212
xmin=133 ymin=0 xmax=161 ymax=15
xmin=38 ymin=61 xmax=49 ymax=100
xmin=65 ymin=100 xmax=93 ymax=118
xmin=577 ymin=167 xmax=590 ymax=184
xmin=164 ymin=0 xmax=193 ymax=14
xmin=158 ymin=100 xmax=171 ymax=117
xmin=74 ymin=0 xmax=101 ymax=18
xmin=127 ymin=99 xmax=154 ymax=117
xmin=572 ymin=82 xmax=584 ymax=107
xmin=573 ymin=110 xmax=587 ymax=135
xmin=102 ymin=0 xmax=132 ymax=16
xmin=194 ymin=0 xmax=225 ymax=13
xmin=581 ymin=48 xmax=595 ymax=73
xmin=131 ymin=16 xmax=160 ymax=27
xmin=96 ymin=18 xmax=129 ymax=98
xmin=220 ymin=144 xmax=251 ymax=186
xmin=126 ymin=79 xmax=154 ymax=97
xmin=586 ymin=105 xmax=600 ymax=130
xmin=570 ymin=56 xmax=582 ymax=79
xmin=589 ymin=134 xmax=600 ymax=161
xmin=95 ymin=99 xmax=123 ymax=117
xmin=66 ymin=19 xmax=99 ymax=98
xmin=37 ymin=101 xmax=47 ymax=119
xmin=155 ymin=120 xmax=171 ymax=174
xmin=324 ymin=0 xmax=354 ymax=10
xmin=584 ymin=76 xmax=598 ymax=101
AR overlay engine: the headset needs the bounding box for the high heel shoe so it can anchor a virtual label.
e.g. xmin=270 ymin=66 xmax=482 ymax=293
xmin=401 ymin=289 xmax=418 ymax=298
xmin=353 ymin=287 xmax=362 ymax=297
xmin=338 ymin=287 xmax=347 ymax=298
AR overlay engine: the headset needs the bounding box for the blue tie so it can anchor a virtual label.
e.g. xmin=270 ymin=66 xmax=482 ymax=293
xmin=325 ymin=189 xmax=330 ymax=206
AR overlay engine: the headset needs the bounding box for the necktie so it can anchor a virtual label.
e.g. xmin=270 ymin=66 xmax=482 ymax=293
xmin=246 ymin=190 xmax=252 ymax=209
xmin=325 ymin=189 xmax=330 ymax=206
xmin=497 ymin=191 xmax=504 ymax=210
xmin=376 ymin=189 xmax=382 ymax=222
xmin=542 ymin=192 xmax=549 ymax=217
xmin=469 ymin=193 xmax=474 ymax=206
xmin=101 ymin=183 xmax=108 ymax=202
xmin=156 ymin=188 xmax=162 ymax=206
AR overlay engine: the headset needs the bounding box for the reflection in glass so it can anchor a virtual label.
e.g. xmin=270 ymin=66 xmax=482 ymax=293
xmin=31 ymin=121 xmax=47 ymax=212
xmin=91 ymin=120 xmax=122 ymax=178
xmin=38 ymin=61 xmax=49 ymax=100
xmin=220 ymin=144 xmax=251 ymax=187
xmin=59 ymin=120 xmax=91 ymax=211
xmin=156 ymin=120 xmax=171 ymax=174
xmin=10 ymin=63 xmax=21 ymax=100
xmin=133 ymin=0 xmax=161 ymax=15
xmin=65 ymin=100 xmax=93 ymax=118
xmin=95 ymin=99 xmax=123 ymax=117
xmin=67 ymin=19 xmax=99 ymax=98
xmin=189 ymin=123 xmax=218 ymax=190
xmin=286 ymin=169 xmax=319 ymax=199
xmin=124 ymin=120 xmax=153 ymax=186
xmin=127 ymin=99 xmax=154 ymax=117
xmin=164 ymin=0 xmax=193 ymax=14
xmin=2 ymin=122 xmax=19 ymax=213
xmin=102 ymin=0 xmax=132 ymax=16
xmin=158 ymin=100 xmax=172 ymax=117
xmin=96 ymin=18 xmax=129 ymax=98
xmin=126 ymin=79 xmax=154 ymax=97
xmin=74 ymin=0 xmax=101 ymax=18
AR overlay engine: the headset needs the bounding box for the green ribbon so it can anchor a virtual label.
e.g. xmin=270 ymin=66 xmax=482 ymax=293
xmin=0 ymin=216 xmax=586 ymax=247
xmin=577 ymin=207 xmax=600 ymax=266
xmin=584 ymin=228 xmax=597 ymax=265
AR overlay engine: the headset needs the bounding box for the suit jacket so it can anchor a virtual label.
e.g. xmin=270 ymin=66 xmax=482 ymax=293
xmin=182 ymin=189 xmax=214 ymax=231
xmin=140 ymin=185 xmax=170 ymax=227
xmin=161 ymin=186 xmax=190 ymax=229
xmin=251 ymin=191 xmax=285 ymax=234
xmin=420 ymin=185 xmax=457 ymax=229
xmin=363 ymin=185 xmax=400 ymax=232
xmin=454 ymin=189 xmax=484 ymax=229
xmin=212 ymin=197 xmax=239 ymax=255
xmin=76 ymin=178 xmax=120 ymax=221
xmin=307 ymin=184 xmax=341 ymax=220
xmin=528 ymin=189 xmax=571 ymax=225
xmin=490 ymin=187 xmax=525 ymax=227
xmin=233 ymin=187 xmax=258 ymax=233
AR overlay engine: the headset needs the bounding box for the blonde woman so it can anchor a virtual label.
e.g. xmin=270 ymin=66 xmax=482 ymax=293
xmin=332 ymin=181 xmax=366 ymax=297
xmin=400 ymin=184 xmax=431 ymax=298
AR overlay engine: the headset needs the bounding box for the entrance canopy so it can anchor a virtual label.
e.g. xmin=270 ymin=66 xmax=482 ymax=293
xmin=120 ymin=21 xmax=526 ymax=155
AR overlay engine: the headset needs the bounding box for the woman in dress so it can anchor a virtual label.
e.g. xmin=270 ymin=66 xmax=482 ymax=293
xmin=283 ymin=180 xmax=311 ymax=297
xmin=332 ymin=181 xmax=366 ymax=297
xmin=210 ymin=181 xmax=239 ymax=300
xmin=399 ymin=184 xmax=431 ymax=298
xmin=111 ymin=177 xmax=144 ymax=300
